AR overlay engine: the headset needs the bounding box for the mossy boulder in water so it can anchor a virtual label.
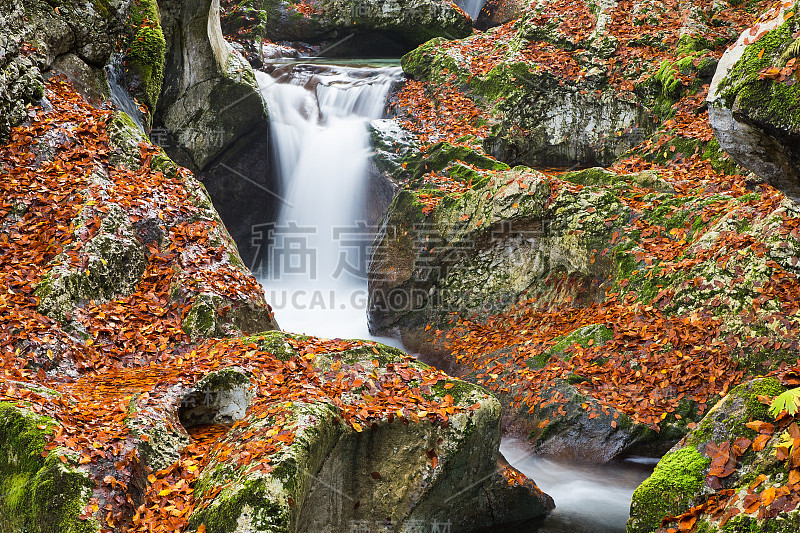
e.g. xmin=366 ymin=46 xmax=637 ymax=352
xmin=708 ymin=1 xmax=800 ymax=201
xmin=626 ymin=378 xmax=799 ymax=533
xmin=184 ymin=335 xmax=554 ymax=532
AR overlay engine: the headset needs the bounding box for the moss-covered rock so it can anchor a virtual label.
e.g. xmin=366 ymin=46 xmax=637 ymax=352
xmin=35 ymin=203 xmax=147 ymax=324
xmin=399 ymin=17 xmax=655 ymax=168
xmin=156 ymin=0 xmax=269 ymax=172
xmin=708 ymin=1 xmax=800 ymax=201
xmin=368 ymin=167 xmax=555 ymax=345
xmin=0 ymin=402 xmax=98 ymax=533
xmin=627 ymin=447 xmax=710 ymax=533
xmin=124 ymin=0 xmax=165 ymax=116
xmin=627 ymin=378 xmax=797 ymax=533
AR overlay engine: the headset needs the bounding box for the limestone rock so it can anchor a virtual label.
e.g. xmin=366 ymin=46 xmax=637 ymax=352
xmin=157 ymin=0 xmax=269 ymax=171
xmin=0 ymin=402 xmax=98 ymax=533
xmin=187 ymin=334 xmax=554 ymax=533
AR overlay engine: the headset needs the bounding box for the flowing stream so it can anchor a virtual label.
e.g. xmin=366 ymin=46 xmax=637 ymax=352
xmin=105 ymin=55 xmax=146 ymax=132
xmin=500 ymin=439 xmax=654 ymax=532
xmin=256 ymin=60 xmax=652 ymax=532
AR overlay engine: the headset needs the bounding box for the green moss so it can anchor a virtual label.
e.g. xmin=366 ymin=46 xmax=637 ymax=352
xmin=685 ymin=378 xmax=785 ymax=448
xmin=402 ymin=38 xmax=458 ymax=80
xmin=189 ymin=475 xmax=292 ymax=533
xmin=125 ymin=0 xmax=166 ymax=115
xmin=403 ymin=141 xmax=508 ymax=183
xmin=562 ymin=167 xmax=619 ymax=187
xmin=701 ymin=138 xmax=741 ymax=175
xmin=542 ymin=324 xmax=613 ymax=359
xmin=428 ymin=378 xmax=476 ymax=405
xmin=240 ymin=331 xmax=298 ymax=361
xmin=718 ymin=11 xmax=800 ymax=130
xmin=0 ymin=403 xmax=97 ymax=533
xmin=183 ymin=293 xmax=222 ymax=341
xmin=627 ymin=447 xmax=710 ymax=533
xmin=91 ymin=0 xmax=111 ymax=17
xmin=677 ymin=34 xmax=712 ymax=55
xmin=743 ymin=377 xmax=784 ymax=422
xmin=722 ymin=514 xmax=800 ymax=533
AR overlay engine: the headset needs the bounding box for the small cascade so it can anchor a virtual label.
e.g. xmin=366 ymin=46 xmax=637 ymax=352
xmin=256 ymin=63 xmax=402 ymax=340
xmin=104 ymin=55 xmax=145 ymax=131
xmin=457 ymin=0 xmax=487 ymax=20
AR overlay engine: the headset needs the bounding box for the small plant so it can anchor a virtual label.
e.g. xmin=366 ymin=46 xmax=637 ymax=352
xmin=768 ymin=387 xmax=800 ymax=417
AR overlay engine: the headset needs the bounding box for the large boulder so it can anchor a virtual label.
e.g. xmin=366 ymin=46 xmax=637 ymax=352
xmin=157 ymin=0 xmax=269 ymax=171
xmin=367 ymin=140 xmax=631 ymax=349
xmin=187 ymin=334 xmax=554 ymax=533
xmin=708 ymin=1 xmax=800 ymax=201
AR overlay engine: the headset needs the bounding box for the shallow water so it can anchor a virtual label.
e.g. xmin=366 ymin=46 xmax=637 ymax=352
xmin=500 ymin=438 xmax=654 ymax=533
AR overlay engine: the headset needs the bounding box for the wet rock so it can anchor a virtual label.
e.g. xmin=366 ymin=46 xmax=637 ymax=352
xmin=0 ymin=402 xmax=98 ymax=533
xmin=157 ymin=0 xmax=268 ymax=172
xmin=253 ymin=0 xmax=472 ymax=55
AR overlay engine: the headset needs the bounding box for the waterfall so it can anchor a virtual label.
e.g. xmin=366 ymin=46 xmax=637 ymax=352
xmin=456 ymin=0 xmax=487 ymax=20
xmin=104 ymin=55 xmax=146 ymax=131
xmin=256 ymin=63 xmax=402 ymax=340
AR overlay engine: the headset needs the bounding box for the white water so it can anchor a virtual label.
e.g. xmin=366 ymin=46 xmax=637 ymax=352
xmin=256 ymin=64 xmax=402 ymax=341
xmin=256 ymin=61 xmax=652 ymax=532
xmin=500 ymin=438 xmax=654 ymax=533
xmin=457 ymin=0 xmax=487 ymax=20
xmin=105 ymin=55 xmax=146 ymax=131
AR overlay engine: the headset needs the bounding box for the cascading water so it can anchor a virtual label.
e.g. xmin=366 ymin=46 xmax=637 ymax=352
xmin=256 ymin=60 xmax=654 ymax=533
xmin=456 ymin=0 xmax=487 ymax=20
xmin=105 ymin=55 xmax=146 ymax=132
xmin=500 ymin=439 xmax=654 ymax=532
xmin=256 ymin=63 xmax=402 ymax=341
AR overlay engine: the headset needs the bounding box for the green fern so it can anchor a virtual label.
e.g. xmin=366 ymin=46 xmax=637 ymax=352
xmin=769 ymin=387 xmax=800 ymax=418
